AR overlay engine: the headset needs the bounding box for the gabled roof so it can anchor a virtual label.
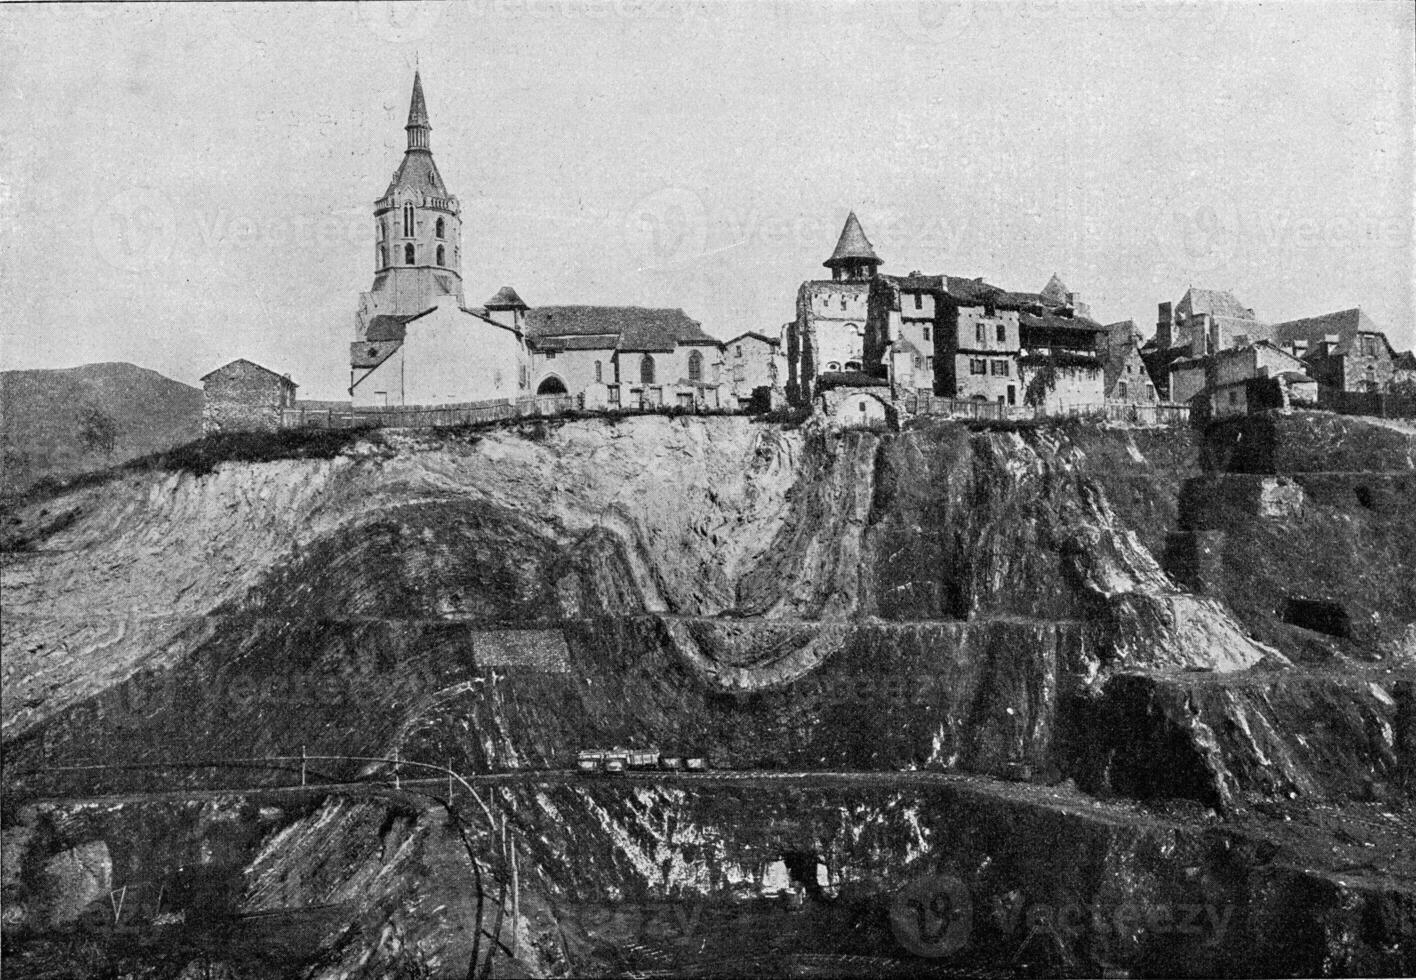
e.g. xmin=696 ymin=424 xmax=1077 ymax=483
xmin=1269 ymin=308 xmax=1390 ymax=358
xmin=1176 ymin=288 xmax=1255 ymax=321
xmin=1019 ymin=311 xmax=1108 ymax=336
xmin=823 ymin=212 xmax=882 ymax=269
xmin=200 ymin=358 xmax=298 ymax=386
xmin=888 ymin=336 xmax=923 ymax=357
xmin=1394 ymin=350 xmax=1416 ymax=370
xmin=724 ymin=331 xmax=781 ymax=347
xmin=484 ymin=286 xmax=529 ymax=311
xmin=525 ymin=306 xmax=718 ymax=353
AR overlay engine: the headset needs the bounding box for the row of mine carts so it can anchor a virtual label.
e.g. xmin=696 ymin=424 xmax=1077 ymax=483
xmin=577 ymin=747 xmax=708 ymax=774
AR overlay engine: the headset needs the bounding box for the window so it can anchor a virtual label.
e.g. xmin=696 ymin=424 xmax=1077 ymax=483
xmin=435 ymin=217 xmax=445 ymax=239
xmin=844 ymin=360 xmax=862 ymax=371
xmin=594 ymin=360 xmax=602 ymax=383
xmin=377 ymin=221 xmax=385 ymax=241
xmin=991 ymin=359 xmax=1009 ymax=377
xmin=925 ymin=356 xmax=933 ymax=370
xmin=404 ymin=243 xmax=415 ymax=264
xmin=402 ymin=203 xmax=414 ymax=237
xmin=827 ymin=361 xmax=841 ymax=371
xmin=436 ymin=245 xmax=445 ymax=266
xmin=378 ymin=245 xmax=386 ymax=268
xmin=996 ymin=322 xmax=1006 ymax=342
xmin=858 ymin=400 xmax=867 ymax=412
xmin=1146 ymin=383 xmax=1155 ymax=399
xmin=1229 ymin=391 xmax=1238 ymax=405
xmin=736 ymin=345 xmax=743 ymax=357
xmin=913 ymin=293 xmax=922 ymax=310
xmin=1118 ymin=381 xmax=1128 ymax=399
xmin=970 ymin=358 xmax=987 ymax=375
xmin=975 ymin=322 xmax=986 ymax=345
xmin=640 ymin=354 xmax=655 ymax=384
xmin=688 ymin=349 xmax=703 ymax=382
xmin=545 ymin=351 xmax=557 ymax=360
xmin=922 ymin=326 xmax=931 ymax=342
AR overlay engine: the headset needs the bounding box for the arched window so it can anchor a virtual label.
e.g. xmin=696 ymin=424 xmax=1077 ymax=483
xmin=640 ymin=354 xmax=655 ymax=384
xmin=403 ymin=204 xmax=414 ymax=237
xmin=435 ymin=217 xmax=445 ymax=239
xmin=436 ymin=245 xmax=445 ymax=266
xmin=404 ymin=243 xmax=416 ymax=265
xmin=687 ymin=349 xmax=703 ymax=382
xmin=377 ymin=221 xmax=385 ymax=241
xmin=378 ymin=245 xmax=386 ymax=268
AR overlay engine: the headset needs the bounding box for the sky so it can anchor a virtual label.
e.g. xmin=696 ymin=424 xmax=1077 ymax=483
xmin=1 ymin=0 xmax=1412 ymax=399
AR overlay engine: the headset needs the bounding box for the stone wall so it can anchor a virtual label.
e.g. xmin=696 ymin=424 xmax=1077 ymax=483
xmin=202 ymin=362 xmax=295 ymax=434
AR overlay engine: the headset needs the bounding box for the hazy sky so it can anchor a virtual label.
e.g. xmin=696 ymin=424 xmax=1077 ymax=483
xmin=2 ymin=1 xmax=1412 ymax=398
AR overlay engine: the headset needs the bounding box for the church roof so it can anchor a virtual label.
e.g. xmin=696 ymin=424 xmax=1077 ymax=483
xmin=525 ymin=306 xmax=718 ymax=353
xmin=407 ymin=70 xmax=429 ymax=130
xmin=484 ymin=286 xmax=529 ymax=311
xmin=383 ymin=146 xmax=448 ymax=199
xmin=823 ymin=212 xmax=882 ymax=269
xmin=365 ymin=308 xmax=435 ymax=342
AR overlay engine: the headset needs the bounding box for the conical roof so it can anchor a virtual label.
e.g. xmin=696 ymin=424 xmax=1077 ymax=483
xmin=823 ymin=211 xmax=882 ymax=269
xmin=407 ymin=70 xmax=430 ymax=131
xmin=485 ymin=285 xmax=529 ymax=310
xmin=1041 ymin=273 xmax=1070 ymax=303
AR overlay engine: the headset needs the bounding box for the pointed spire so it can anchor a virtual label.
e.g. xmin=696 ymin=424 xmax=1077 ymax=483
xmin=406 ymin=70 xmax=431 ymax=150
xmin=823 ymin=211 xmax=882 ymax=275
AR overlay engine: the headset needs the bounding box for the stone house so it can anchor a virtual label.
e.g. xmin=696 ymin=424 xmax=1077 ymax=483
xmin=1269 ymin=308 xmax=1396 ymax=393
xmin=1393 ymin=350 xmax=1416 ymax=388
xmin=1154 ymin=288 xmax=1270 ymax=356
xmin=786 ymin=212 xmax=881 ymax=403
xmin=1102 ymin=321 xmax=1159 ymax=403
xmin=724 ymin=330 xmax=785 ymax=410
xmin=1170 ymin=342 xmax=1315 ymax=416
xmin=1015 ymin=310 xmax=1108 ymax=410
xmin=201 ymin=359 xmax=298 ymax=434
xmin=525 ymin=306 xmax=724 ymax=410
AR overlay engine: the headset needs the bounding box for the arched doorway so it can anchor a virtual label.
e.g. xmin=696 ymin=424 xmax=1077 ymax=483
xmin=536 ymin=376 xmax=568 ymax=395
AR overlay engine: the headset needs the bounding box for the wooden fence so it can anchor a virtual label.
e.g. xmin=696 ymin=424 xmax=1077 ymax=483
xmin=1315 ymin=387 xmax=1416 ymax=420
xmin=901 ymin=396 xmax=1190 ymax=426
xmin=281 ymin=394 xmax=579 ymax=430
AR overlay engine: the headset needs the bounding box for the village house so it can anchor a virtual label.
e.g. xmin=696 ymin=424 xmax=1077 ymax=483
xmin=1102 ymin=321 xmax=1160 ymax=403
xmin=723 ymin=330 xmax=786 ymax=410
xmin=1393 ymin=350 xmax=1416 ymax=388
xmin=525 ymin=306 xmax=724 ymax=410
xmin=1169 ymin=341 xmax=1315 ymax=417
xmin=1142 ymin=288 xmax=1268 ymax=398
xmin=1269 ymin=308 xmax=1397 ymax=393
xmin=201 ymin=359 xmax=298 ymax=434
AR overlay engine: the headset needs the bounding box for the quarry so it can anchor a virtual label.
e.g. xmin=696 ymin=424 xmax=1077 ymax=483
xmin=1 ymin=409 xmax=1413 ymax=977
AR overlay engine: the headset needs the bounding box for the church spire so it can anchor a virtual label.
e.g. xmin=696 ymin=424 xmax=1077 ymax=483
xmin=406 ymin=70 xmax=430 ymax=151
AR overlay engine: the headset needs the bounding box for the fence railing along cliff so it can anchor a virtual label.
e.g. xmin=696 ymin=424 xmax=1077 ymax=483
xmin=901 ymin=396 xmax=1191 ymax=426
xmin=282 ymin=394 xmax=578 ymax=430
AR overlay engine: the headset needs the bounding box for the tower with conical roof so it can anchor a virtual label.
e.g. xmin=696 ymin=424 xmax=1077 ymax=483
xmin=357 ymin=71 xmax=464 ymax=336
xmin=823 ymin=211 xmax=882 ymax=282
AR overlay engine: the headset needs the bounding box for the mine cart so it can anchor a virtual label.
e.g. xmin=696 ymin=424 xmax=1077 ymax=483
xmin=577 ymin=749 xmax=605 ymax=772
xmin=625 ymin=748 xmax=661 ymax=770
xmin=602 ymin=751 xmax=628 ymax=773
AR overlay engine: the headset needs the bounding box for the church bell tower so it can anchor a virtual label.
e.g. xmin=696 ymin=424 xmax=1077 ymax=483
xmin=357 ymin=71 xmax=464 ymax=336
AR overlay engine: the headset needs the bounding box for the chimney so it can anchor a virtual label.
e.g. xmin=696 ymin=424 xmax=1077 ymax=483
xmin=1207 ymin=314 xmax=1220 ymax=355
xmin=1156 ymin=301 xmax=1173 ymax=349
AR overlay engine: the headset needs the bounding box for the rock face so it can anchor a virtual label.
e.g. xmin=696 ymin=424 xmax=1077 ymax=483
xmin=3 ymin=411 xmax=1414 ymax=977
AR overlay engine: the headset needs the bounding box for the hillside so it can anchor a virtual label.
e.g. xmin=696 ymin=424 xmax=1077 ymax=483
xmin=0 ymin=362 xmax=202 ymax=493
xmin=1 ymin=412 xmax=1413 ymax=977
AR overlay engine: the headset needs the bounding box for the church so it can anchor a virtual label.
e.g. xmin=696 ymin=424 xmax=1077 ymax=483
xmin=350 ymin=73 xmax=729 ymax=410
